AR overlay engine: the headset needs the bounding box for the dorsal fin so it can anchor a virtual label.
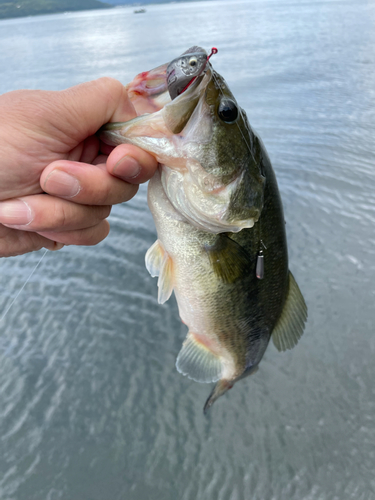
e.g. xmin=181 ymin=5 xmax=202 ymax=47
xmin=176 ymin=333 xmax=223 ymax=383
xmin=206 ymin=234 xmax=252 ymax=284
xmin=272 ymin=272 xmax=307 ymax=351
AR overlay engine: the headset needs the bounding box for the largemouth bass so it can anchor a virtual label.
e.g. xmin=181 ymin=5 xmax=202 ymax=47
xmin=100 ymin=47 xmax=307 ymax=413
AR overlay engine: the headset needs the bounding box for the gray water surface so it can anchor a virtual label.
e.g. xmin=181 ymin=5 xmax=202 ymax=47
xmin=1 ymin=1 xmax=375 ymax=499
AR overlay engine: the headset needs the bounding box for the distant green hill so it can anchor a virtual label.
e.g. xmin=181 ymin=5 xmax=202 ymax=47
xmin=0 ymin=0 xmax=113 ymax=20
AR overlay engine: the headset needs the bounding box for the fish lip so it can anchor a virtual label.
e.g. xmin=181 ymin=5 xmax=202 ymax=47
xmin=166 ymin=68 xmax=210 ymax=107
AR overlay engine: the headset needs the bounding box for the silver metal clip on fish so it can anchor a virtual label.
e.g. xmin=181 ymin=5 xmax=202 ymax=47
xmin=256 ymin=240 xmax=267 ymax=280
xmin=256 ymin=250 xmax=264 ymax=280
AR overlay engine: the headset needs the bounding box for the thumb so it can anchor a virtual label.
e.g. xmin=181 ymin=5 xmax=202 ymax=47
xmin=57 ymin=77 xmax=137 ymax=143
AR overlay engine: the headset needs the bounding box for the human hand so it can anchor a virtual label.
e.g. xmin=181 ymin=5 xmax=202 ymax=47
xmin=0 ymin=78 xmax=158 ymax=257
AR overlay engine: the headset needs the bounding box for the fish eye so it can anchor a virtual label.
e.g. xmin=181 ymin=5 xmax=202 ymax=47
xmin=218 ymin=99 xmax=239 ymax=123
xmin=189 ymin=56 xmax=198 ymax=67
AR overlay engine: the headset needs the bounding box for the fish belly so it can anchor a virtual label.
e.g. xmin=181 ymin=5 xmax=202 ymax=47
xmin=147 ymin=170 xmax=267 ymax=382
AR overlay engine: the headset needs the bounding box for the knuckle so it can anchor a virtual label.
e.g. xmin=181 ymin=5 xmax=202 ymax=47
xmin=0 ymin=241 xmax=11 ymax=257
xmin=97 ymin=205 xmax=111 ymax=219
xmin=95 ymin=77 xmax=124 ymax=106
xmin=76 ymin=221 xmax=109 ymax=246
xmin=53 ymin=203 xmax=69 ymax=228
xmin=96 ymin=76 xmax=121 ymax=89
xmin=122 ymin=184 xmax=139 ymax=202
xmin=93 ymin=183 xmax=112 ymax=205
xmin=94 ymin=181 xmax=138 ymax=205
xmin=50 ymin=200 xmax=74 ymax=230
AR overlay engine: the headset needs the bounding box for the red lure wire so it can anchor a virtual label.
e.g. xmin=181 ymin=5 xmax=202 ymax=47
xmin=180 ymin=47 xmax=218 ymax=95
xmin=207 ymin=47 xmax=218 ymax=60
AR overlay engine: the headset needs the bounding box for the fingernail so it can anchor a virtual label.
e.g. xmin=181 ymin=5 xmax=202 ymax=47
xmin=51 ymin=242 xmax=65 ymax=252
xmin=113 ymin=155 xmax=141 ymax=180
xmin=44 ymin=170 xmax=81 ymax=198
xmin=0 ymin=199 xmax=33 ymax=226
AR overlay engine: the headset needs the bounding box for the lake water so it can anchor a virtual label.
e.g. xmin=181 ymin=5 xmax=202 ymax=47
xmin=1 ymin=0 xmax=375 ymax=499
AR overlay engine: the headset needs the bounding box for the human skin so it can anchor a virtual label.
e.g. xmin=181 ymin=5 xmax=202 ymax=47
xmin=0 ymin=77 xmax=158 ymax=258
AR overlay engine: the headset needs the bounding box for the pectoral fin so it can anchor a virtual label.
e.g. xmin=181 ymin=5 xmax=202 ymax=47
xmin=145 ymin=239 xmax=164 ymax=277
xmin=176 ymin=333 xmax=223 ymax=383
xmin=158 ymin=252 xmax=174 ymax=304
xmin=145 ymin=240 xmax=174 ymax=304
xmin=206 ymin=234 xmax=252 ymax=284
xmin=272 ymin=272 xmax=308 ymax=351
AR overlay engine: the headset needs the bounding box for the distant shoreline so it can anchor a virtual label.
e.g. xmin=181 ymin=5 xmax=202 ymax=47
xmin=0 ymin=0 xmax=209 ymax=21
xmin=0 ymin=0 xmax=112 ymax=21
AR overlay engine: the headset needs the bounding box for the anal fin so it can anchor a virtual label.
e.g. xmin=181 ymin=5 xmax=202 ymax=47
xmin=176 ymin=333 xmax=223 ymax=383
xmin=272 ymin=271 xmax=308 ymax=351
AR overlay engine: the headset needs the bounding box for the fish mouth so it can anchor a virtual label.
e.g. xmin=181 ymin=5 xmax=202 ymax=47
xmin=162 ymin=70 xmax=210 ymax=134
xmin=99 ymin=69 xmax=208 ymax=148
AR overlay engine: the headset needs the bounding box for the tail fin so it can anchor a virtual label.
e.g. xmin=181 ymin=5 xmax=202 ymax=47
xmin=203 ymin=366 xmax=259 ymax=414
xmin=203 ymin=379 xmax=233 ymax=414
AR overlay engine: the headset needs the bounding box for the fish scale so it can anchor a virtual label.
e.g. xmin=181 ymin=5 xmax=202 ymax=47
xmin=100 ymin=47 xmax=307 ymax=413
